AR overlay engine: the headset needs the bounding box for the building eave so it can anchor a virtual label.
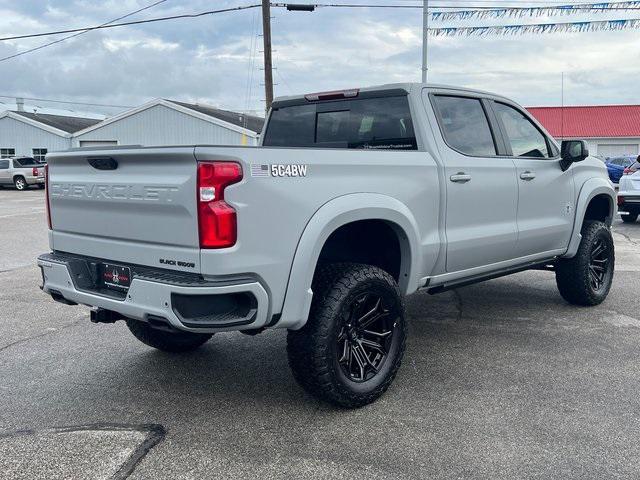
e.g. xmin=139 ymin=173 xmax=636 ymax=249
xmin=72 ymin=99 xmax=260 ymax=138
xmin=0 ymin=111 xmax=71 ymax=138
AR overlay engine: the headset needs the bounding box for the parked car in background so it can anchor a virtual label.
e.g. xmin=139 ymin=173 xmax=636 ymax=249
xmin=606 ymin=155 xmax=636 ymax=183
xmin=0 ymin=157 xmax=46 ymax=190
xmin=618 ymin=159 xmax=640 ymax=223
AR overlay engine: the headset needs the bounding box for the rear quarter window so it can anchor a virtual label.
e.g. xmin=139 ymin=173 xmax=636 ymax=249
xmin=263 ymin=95 xmax=417 ymax=150
xmin=14 ymin=158 xmax=38 ymax=167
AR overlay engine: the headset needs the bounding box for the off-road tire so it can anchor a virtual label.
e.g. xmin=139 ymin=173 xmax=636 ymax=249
xmin=621 ymin=212 xmax=638 ymax=223
xmin=14 ymin=176 xmax=27 ymax=191
xmin=287 ymin=263 xmax=407 ymax=408
xmin=126 ymin=319 xmax=213 ymax=353
xmin=556 ymin=220 xmax=614 ymax=306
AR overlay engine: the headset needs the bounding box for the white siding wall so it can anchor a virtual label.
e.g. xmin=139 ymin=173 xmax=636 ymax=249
xmin=587 ymin=138 xmax=640 ymax=157
xmin=72 ymin=105 xmax=257 ymax=147
xmin=558 ymin=137 xmax=640 ymax=158
xmin=0 ymin=116 xmax=70 ymax=156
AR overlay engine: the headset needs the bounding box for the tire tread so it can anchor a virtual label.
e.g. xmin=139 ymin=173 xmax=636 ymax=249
xmin=287 ymin=263 xmax=407 ymax=408
xmin=555 ymin=220 xmax=614 ymax=306
xmin=126 ymin=319 xmax=212 ymax=353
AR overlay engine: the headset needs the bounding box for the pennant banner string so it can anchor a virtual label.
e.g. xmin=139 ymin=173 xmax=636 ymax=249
xmin=431 ymin=1 xmax=640 ymax=21
xmin=429 ymin=17 xmax=640 ymax=36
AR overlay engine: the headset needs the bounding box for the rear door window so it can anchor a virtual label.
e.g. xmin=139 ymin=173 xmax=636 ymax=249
xmin=263 ymin=95 xmax=417 ymax=150
xmin=431 ymin=95 xmax=497 ymax=157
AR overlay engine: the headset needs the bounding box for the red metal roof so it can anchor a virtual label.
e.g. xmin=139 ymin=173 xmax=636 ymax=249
xmin=526 ymin=105 xmax=640 ymax=139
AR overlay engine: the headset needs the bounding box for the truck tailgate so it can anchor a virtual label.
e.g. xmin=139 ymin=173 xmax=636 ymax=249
xmin=47 ymin=147 xmax=200 ymax=273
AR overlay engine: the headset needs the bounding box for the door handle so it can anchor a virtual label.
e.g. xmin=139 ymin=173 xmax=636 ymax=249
xmin=520 ymin=171 xmax=536 ymax=180
xmin=450 ymin=173 xmax=471 ymax=183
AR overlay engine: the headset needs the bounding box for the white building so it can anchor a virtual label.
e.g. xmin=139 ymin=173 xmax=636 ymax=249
xmin=0 ymin=110 xmax=101 ymax=160
xmin=71 ymin=99 xmax=264 ymax=148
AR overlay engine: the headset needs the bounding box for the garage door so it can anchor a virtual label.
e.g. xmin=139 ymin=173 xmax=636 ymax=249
xmin=79 ymin=140 xmax=118 ymax=148
xmin=597 ymin=144 xmax=639 ymax=157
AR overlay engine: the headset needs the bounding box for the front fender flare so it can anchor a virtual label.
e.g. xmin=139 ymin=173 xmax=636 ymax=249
xmin=276 ymin=193 xmax=422 ymax=330
xmin=563 ymin=178 xmax=616 ymax=258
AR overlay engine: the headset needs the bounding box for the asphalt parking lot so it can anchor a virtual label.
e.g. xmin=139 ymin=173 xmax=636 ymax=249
xmin=1 ymin=188 xmax=639 ymax=479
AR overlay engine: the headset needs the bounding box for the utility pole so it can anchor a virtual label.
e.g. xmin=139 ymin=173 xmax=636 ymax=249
xmin=261 ymin=0 xmax=274 ymax=111
xmin=421 ymin=0 xmax=428 ymax=83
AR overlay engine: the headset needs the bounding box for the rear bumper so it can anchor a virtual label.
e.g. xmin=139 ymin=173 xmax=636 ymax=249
xmin=618 ymin=192 xmax=640 ymax=212
xmin=37 ymin=252 xmax=270 ymax=333
xmin=26 ymin=177 xmax=45 ymax=185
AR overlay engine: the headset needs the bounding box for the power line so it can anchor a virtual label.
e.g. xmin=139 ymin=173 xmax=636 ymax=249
xmin=0 ymin=0 xmax=168 ymax=63
xmin=4 ymin=1 xmax=640 ymax=44
xmin=0 ymin=95 xmax=133 ymax=109
xmin=0 ymin=4 xmax=262 ymax=42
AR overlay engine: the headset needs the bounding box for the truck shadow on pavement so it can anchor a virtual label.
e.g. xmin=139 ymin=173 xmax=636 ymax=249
xmin=92 ymin=270 xmax=618 ymax=411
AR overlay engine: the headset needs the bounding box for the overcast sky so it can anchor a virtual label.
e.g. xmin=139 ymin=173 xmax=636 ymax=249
xmin=0 ymin=0 xmax=639 ymax=118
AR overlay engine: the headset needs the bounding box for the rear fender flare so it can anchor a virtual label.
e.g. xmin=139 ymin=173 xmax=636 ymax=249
xmin=276 ymin=193 xmax=421 ymax=330
xmin=563 ymin=178 xmax=616 ymax=258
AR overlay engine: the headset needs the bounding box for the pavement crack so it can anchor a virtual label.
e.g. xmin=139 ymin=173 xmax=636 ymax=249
xmin=0 ymin=318 xmax=83 ymax=354
xmin=616 ymin=231 xmax=639 ymax=246
xmin=0 ymin=423 xmax=165 ymax=480
xmin=110 ymin=424 xmax=166 ymax=480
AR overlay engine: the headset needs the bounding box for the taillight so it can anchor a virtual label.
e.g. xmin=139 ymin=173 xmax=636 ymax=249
xmin=197 ymin=161 xmax=242 ymax=248
xmin=623 ymin=167 xmax=631 ymax=175
xmin=32 ymin=167 xmax=38 ymax=176
xmin=618 ymin=195 xmax=625 ymax=206
xmin=304 ymin=89 xmax=359 ymax=102
xmin=45 ymin=164 xmax=52 ymax=229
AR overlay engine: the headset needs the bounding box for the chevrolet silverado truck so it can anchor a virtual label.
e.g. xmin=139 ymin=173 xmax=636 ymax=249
xmin=38 ymin=84 xmax=616 ymax=408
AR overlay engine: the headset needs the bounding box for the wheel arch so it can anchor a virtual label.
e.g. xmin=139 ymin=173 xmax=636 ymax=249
xmin=563 ymin=178 xmax=616 ymax=258
xmin=276 ymin=193 xmax=422 ymax=330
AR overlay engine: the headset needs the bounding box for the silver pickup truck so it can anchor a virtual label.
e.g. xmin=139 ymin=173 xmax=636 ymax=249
xmin=0 ymin=157 xmax=45 ymax=190
xmin=38 ymin=83 xmax=616 ymax=407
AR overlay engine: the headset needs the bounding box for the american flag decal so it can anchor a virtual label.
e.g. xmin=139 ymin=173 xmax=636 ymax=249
xmin=251 ymin=164 xmax=270 ymax=177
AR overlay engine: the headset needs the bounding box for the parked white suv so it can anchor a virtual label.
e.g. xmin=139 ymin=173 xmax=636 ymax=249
xmin=618 ymin=157 xmax=640 ymax=223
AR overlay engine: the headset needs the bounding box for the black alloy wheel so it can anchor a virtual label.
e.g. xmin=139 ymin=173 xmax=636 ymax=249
xmin=337 ymin=293 xmax=396 ymax=383
xmin=588 ymin=237 xmax=612 ymax=292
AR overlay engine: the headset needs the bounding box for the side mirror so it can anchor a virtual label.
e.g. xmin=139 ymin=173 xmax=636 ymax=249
xmin=560 ymin=140 xmax=589 ymax=171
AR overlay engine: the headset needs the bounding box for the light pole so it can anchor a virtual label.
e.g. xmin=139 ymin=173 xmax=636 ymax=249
xmin=422 ymin=0 xmax=428 ymax=83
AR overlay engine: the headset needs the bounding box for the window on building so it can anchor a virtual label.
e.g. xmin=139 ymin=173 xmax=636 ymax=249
xmin=493 ymin=103 xmax=552 ymax=158
xmin=1 ymin=148 xmax=15 ymax=158
xmin=32 ymin=148 xmax=47 ymax=163
xmin=432 ymin=95 xmax=497 ymax=157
